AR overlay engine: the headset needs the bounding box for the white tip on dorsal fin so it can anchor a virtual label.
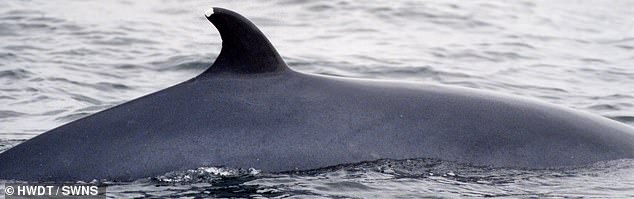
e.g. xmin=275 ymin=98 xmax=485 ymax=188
xmin=205 ymin=7 xmax=214 ymax=18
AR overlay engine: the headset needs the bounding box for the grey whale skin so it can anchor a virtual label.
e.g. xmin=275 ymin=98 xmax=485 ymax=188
xmin=1 ymin=8 xmax=634 ymax=181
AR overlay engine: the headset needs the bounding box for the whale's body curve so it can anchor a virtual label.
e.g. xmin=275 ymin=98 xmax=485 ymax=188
xmin=0 ymin=8 xmax=633 ymax=181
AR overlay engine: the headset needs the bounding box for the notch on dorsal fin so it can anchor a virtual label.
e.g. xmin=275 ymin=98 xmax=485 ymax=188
xmin=203 ymin=7 xmax=288 ymax=74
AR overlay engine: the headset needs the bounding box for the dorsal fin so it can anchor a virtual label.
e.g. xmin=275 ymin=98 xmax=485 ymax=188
xmin=203 ymin=7 xmax=288 ymax=74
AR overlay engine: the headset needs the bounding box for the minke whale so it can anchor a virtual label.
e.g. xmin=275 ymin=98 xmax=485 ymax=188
xmin=1 ymin=7 xmax=633 ymax=182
